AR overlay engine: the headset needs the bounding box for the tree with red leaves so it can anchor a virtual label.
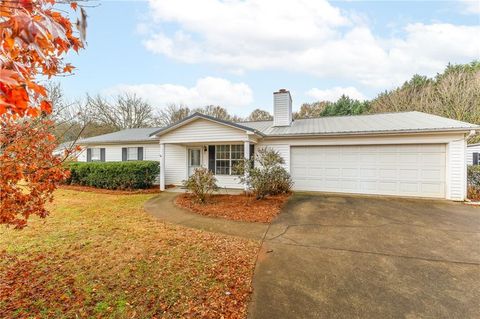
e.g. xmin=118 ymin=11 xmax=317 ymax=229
xmin=0 ymin=0 xmax=86 ymax=228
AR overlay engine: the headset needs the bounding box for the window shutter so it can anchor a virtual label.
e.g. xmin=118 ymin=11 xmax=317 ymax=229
xmin=138 ymin=147 xmax=144 ymax=160
xmin=100 ymin=148 xmax=106 ymax=162
xmin=208 ymin=145 xmax=215 ymax=173
xmin=87 ymin=148 xmax=92 ymax=162
xmin=474 ymin=152 xmax=479 ymax=165
xmin=249 ymin=144 xmax=255 ymax=168
xmin=122 ymin=148 xmax=127 ymax=161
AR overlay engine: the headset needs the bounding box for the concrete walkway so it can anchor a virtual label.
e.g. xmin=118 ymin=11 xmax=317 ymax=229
xmin=144 ymin=192 xmax=269 ymax=240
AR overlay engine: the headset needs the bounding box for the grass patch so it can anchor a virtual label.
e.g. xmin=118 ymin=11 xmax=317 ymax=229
xmin=0 ymin=190 xmax=259 ymax=318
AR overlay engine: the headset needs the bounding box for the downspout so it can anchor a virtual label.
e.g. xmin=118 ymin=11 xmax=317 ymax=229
xmin=464 ymin=130 xmax=477 ymax=202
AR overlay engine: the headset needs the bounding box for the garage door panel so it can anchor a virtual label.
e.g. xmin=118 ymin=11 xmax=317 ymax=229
xmin=399 ymin=169 xmax=418 ymax=179
xmin=291 ymin=145 xmax=446 ymax=198
xmin=399 ymin=182 xmax=419 ymax=193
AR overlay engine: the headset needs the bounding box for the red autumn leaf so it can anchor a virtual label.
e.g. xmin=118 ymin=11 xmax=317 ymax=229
xmin=0 ymin=0 xmax=85 ymax=117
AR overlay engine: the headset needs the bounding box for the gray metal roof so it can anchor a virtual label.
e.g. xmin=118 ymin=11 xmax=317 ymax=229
xmin=239 ymin=111 xmax=478 ymax=136
xmin=78 ymin=111 xmax=478 ymax=144
xmin=78 ymin=127 xmax=161 ymax=144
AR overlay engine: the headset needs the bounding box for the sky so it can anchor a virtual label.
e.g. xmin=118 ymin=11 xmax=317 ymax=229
xmin=58 ymin=0 xmax=480 ymax=117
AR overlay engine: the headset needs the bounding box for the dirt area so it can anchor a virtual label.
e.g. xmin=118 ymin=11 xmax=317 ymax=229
xmin=175 ymin=193 xmax=290 ymax=223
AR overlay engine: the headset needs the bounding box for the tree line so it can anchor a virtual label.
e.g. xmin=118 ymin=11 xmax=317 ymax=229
xmin=52 ymin=61 xmax=479 ymax=143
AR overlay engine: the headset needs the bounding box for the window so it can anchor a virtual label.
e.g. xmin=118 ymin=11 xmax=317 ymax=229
xmin=215 ymin=145 xmax=244 ymax=175
xmin=91 ymin=148 xmax=101 ymax=161
xmin=127 ymin=147 xmax=138 ymax=161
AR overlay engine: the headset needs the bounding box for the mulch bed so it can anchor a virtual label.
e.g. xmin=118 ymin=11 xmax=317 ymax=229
xmin=59 ymin=184 xmax=161 ymax=195
xmin=175 ymin=193 xmax=291 ymax=223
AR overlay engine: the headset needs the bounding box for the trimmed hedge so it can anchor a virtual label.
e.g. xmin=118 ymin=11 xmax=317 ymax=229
xmin=65 ymin=161 xmax=160 ymax=190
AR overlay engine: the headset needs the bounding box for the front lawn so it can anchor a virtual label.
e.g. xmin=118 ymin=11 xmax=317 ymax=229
xmin=0 ymin=190 xmax=259 ymax=318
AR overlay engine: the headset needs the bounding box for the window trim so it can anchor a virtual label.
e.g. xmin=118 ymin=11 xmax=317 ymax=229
xmin=127 ymin=147 xmax=139 ymax=161
xmin=214 ymin=144 xmax=244 ymax=176
xmin=90 ymin=148 xmax=101 ymax=162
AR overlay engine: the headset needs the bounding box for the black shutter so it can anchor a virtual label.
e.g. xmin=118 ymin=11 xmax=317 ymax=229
xmin=138 ymin=147 xmax=144 ymax=161
xmin=208 ymin=145 xmax=216 ymax=173
xmin=100 ymin=148 xmax=106 ymax=162
xmin=249 ymin=144 xmax=255 ymax=168
xmin=474 ymin=152 xmax=479 ymax=165
xmin=86 ymin=148 xmax=92 ymax=162
xmin=122 ymin=148 xmax=127 ymax=161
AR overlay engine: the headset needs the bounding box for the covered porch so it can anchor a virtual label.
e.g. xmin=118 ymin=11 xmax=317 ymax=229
xmin=158 ymin=141 xmax=256 ymax=191
xmin=148 ymin=113 xmax=264 ymax=191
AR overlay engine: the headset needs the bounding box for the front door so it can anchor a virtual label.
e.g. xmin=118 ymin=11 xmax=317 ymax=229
xmin=188 ymin=148 xmax=202 ymax=176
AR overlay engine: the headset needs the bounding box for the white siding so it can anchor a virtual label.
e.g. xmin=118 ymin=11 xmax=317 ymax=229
xmin=216 ymin=175 xmax=242 ymax=189
xmin=77 ymin=149 xmax=87 ymax=162
xmin=447 ymin=139 xmax=467 ymax=201
xmin=77 ymin=143 xmax=160 ymax=162
xmin=165 ymin=144 xmax=187 ymax=185
xmin=467 ymin=144 xmax=480 ymax=165
xmin=256 ymin=143 xmax=291 ymax=172
xmin=273 ymin=91 xmax=292 ymax=126
xmin=160 ymin=118 xmax=248 ymax=143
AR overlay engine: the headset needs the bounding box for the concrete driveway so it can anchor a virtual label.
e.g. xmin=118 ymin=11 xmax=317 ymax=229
xmin=248 ymin=193 xmax=480 ymax=319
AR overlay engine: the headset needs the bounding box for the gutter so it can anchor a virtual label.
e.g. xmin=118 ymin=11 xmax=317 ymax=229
xmin=262 ymin=127 xmax=480 ymax=139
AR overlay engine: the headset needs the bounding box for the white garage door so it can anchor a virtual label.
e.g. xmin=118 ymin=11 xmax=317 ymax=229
xmin=291 ymin=144 xmax=446 ymax=198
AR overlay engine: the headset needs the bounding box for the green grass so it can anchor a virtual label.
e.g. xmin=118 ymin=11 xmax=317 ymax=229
xmin=0 ymin=190 xmax=259 ymax=319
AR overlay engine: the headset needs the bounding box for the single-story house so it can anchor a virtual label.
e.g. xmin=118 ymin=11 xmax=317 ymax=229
xmin=77 ymin=89 xmax=479 ymax=201
xmin=467 ymin=143 xmax=480 ymax=166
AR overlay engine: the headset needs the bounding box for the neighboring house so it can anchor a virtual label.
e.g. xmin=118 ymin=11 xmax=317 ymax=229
xmin=78 ymin=89 xmax=479 ymax=201
xmin=467 ymin=143 xmax=480 ymax=165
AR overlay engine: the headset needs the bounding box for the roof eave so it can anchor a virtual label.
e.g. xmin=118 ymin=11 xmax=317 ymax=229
xmin=77 ymin=139 xmax=160 ymax=145
xmin=262 ymin=127 xmax=479 ymax=138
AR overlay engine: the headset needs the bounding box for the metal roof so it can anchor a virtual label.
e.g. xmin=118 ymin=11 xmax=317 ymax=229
xmin=78 ymin=127 xmax=161 ymax=144
xmin=77 ymin=111 xmax=478 ymax=144
xmin=239 ymin=111 xmax=478 ymax=136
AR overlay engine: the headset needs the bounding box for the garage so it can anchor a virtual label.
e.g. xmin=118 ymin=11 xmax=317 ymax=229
xmin=291 ymin=144 xmax=446 ymax=198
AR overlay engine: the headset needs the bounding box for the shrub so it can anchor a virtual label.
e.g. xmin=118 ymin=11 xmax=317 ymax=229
xmin=64 ymin=161 xmax=160 ymax=190
xmin=182 ymin=167 xmax=218 ymax=203
xmin=235 ymin=148 xmax=293 ymax=199
xmin=467 ymin=165 xmax=480 ymax=200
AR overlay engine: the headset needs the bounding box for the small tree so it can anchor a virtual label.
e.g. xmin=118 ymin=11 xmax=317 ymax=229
xmin=235 ymin=148 xmax=293 ymax=199
xmin=182 ymin=168 xmax=219 ymax=203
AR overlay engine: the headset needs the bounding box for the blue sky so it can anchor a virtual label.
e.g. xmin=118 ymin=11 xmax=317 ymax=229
xmin=58 ymin=0 xmax=480 ymax=116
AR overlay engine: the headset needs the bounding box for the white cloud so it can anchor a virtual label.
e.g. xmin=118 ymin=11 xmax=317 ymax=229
xmin=104 ymin=77 xmax=253 ymax=113
xmin=306 ymin=86 xmax=367 ymax=101
xmin=458 ymin=0 xmax=480 ymax=14
xmin=142 ymin=0 xmax=480 ymax=88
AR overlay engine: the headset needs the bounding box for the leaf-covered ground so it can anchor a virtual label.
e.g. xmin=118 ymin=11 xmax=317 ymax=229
xmin=0 ymin=190 xmax=260 ymax=318
xmin=175 ymin=193 xmax=290 ymax=223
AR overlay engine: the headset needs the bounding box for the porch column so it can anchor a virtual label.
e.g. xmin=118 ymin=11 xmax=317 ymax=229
xmin=159 ymin=142 xmax=165 ymax=191
xmin=244 ymin=140 xmax=250 ymax=191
